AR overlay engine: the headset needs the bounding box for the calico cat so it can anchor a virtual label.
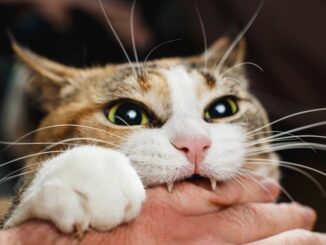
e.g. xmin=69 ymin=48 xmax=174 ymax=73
xmin=0 ymin=36 xmax=279 ymax=233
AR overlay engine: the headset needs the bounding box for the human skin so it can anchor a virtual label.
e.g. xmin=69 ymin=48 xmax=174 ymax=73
xmin=0 ymin=177 xmax=324 ymax=245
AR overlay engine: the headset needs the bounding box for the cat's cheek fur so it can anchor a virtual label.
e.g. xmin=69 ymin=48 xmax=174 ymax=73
xmin=4 ymin=145 xmax=145 ymax=233
xmin=201 ymin=124 xmax=246 ymax=179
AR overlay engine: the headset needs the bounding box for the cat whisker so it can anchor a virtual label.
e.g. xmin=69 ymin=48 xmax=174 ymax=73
xmin=248 ymin=121 xmax=326 ymax=145
xmin=246 ymin=137 xmax=300 ymax=147
xmin=0 ymin=137 xmax=142 ymax=178
xmin=246 ymin=130 xmax=286 ymax=138
xmin=245 ymin=134 xmax=321 ymax=148
xmin=245 ymin=134 xmax=326 ymax=155
xmin=248 ymin=141 xmax=315 ymax=154
xmin=41 ymin=137 xmax=105 ymax=152
xmin=231 ymin=171 xmax=277 ymax=203
xmin=0 ymin=123 xmax=129 ymax=155
xmin=222 ymin=76 xmax=244 ymax=86
xmin=0 ymin=170 xmax=35 ymax=185
xmin=0 ymin=141 xmax=79 ymax=147
xmin=194 ymin=1 xmax=208 ymax=70
xmin=214 ymin=0 xmax=265 ymax=74
xmin=43 ymin=137 xmax=140 ymax=155
xmin=245 ymin=130 xmax=308 ymax=145
xmin=0 ymin=150 xmax=64 ymax=169
xmin=130 ymin=0 xmax=141 ymax=77
xmin=142 ymin=38 xmax=182 ymax=75
xmin=97 ymin=0 xmax=138 ymax=78
xmin=244 ymin=157 xmax=326 ymax=178
xmin=221 ymin=62 xmax=263 ymax=77
xmin=232 ymin=173 xmax=260 ymax=201
xmin=0 ymin=137 xmax=139 ymax=157
xmin=114 ymin=116 xmax=130 ymax=126
xmin=243 ymin=159 xmax=326 ymax=197
xmin=239 ymin=168 xmax=295 ymax=202
xmin=0 ymin=161 xmax=41 ymax=185
xmin=246 ymin=108 xmax=326 ymax=136
xmin=247 ymin=142 xmax=326 ymax=155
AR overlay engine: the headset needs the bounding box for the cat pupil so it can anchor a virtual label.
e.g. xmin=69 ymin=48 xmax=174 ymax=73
xmin=115 ymin=103 xmax=142 ymax=125
xmin=208 ymin=99 xmax=235 ymax=118
xmin=212 ymin=102 xmax=231 ymax=117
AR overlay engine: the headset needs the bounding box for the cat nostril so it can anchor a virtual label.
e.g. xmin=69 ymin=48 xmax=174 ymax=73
xmin=180 ymin=147 xmax=189 ymax=153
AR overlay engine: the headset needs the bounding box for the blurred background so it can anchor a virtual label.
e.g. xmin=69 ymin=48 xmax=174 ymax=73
xmin=0 ymin=0 xmax=325 ymax=231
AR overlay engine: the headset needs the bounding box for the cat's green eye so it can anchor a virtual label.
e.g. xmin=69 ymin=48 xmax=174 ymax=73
xmin=107 ymin=102 xmax=150 ymax=126
xmin=204 ymin=97 xmax=239 ymax=120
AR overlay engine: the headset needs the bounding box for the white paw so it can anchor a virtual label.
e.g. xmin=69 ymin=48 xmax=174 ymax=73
xmin=4 ymin=146 xmax=146 ymax=233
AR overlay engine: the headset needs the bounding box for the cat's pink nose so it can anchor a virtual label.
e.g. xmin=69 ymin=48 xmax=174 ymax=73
xmin=171 ymin=136 xmax=211 ymax=164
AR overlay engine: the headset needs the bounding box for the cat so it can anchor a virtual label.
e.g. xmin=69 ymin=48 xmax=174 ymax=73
xmin=0 ymin=36 xmax=279 ymax=233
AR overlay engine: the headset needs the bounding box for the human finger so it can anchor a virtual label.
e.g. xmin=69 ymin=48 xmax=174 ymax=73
xmin=209 ymin=202 xmax=316 ymax=244
xmin=210 ymin=176 xmax=280 ymax=206
xmin=245 ymin=229 xmax=326 ymax=245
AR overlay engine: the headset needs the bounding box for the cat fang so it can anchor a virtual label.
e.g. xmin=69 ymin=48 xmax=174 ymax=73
xmin=166 ymin=175 xmax=218 ymax=193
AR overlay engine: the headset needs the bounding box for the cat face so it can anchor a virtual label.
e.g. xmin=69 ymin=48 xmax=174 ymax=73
xmin=13 ymin=37 xmax=279 ymax=187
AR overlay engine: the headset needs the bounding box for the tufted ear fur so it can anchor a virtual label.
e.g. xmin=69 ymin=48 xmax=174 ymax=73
xmin=186 ymin=35 xmax=246 ymax=76
xmin=203 ymin=36 xmax=246 ymax=72
xmin=11 ymin=41 xmax=80 ymax=112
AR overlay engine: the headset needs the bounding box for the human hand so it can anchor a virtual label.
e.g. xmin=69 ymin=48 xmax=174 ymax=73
xmin=245 ymin=229 xmax=326 ymax=245
xmin=0 ymin=176 xmax=322 ymax=244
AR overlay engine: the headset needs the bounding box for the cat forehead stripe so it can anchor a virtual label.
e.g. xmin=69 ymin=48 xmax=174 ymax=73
xmin=138 ymin=75 xmax=150 ymax=91
xmin=200 ymin=71 xmax=216 ymax=88
xmin=116 ymin=65 xmax=172 ymax=92
xmin=185 ymin=62 xmax=216 ymax=88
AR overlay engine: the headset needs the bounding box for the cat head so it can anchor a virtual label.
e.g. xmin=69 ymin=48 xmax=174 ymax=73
xmin=12 ymin=36 xmax=279 ymax=187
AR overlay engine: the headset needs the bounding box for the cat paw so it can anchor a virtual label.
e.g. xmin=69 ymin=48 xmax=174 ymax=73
xmin=4 ymin=146 xmax=145 ymax=233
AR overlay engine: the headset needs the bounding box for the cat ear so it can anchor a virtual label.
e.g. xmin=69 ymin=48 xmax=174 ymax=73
xmin=12 ymin=41 xmax=78 ymax=82
xmin=11 ymin=41 xmax=80 ymax=112
xmin=205 ymin=36 xmax=246 ymax=72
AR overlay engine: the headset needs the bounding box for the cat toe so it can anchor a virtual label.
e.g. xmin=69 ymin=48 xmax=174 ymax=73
xmin=5 ymin=180 xmax=91 ymax=233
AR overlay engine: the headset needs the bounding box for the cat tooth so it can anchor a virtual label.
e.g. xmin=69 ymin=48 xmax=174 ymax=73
xmin=167 ymin=182 xmax=174 ymax=193
xmin=210 ymin=178 xmax=217 ymax=191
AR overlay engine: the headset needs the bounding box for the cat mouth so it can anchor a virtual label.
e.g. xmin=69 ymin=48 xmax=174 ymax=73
xmin=166 ymin=174 xmax=220 ymax=193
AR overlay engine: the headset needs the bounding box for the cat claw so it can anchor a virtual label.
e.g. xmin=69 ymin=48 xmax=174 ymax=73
xmin=167 ymin=182 xmax=174 ymax=193
xmin=210 ymin=178 xmax=217 ymax=191
xmin=74 ymin=223 xmax=86 ymax=240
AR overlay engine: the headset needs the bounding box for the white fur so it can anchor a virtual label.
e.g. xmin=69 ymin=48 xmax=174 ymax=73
xmin=5 ymin=146 xmax=145 ymax=232
xmin=121 ymin=66 xmax=246 ymax=186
